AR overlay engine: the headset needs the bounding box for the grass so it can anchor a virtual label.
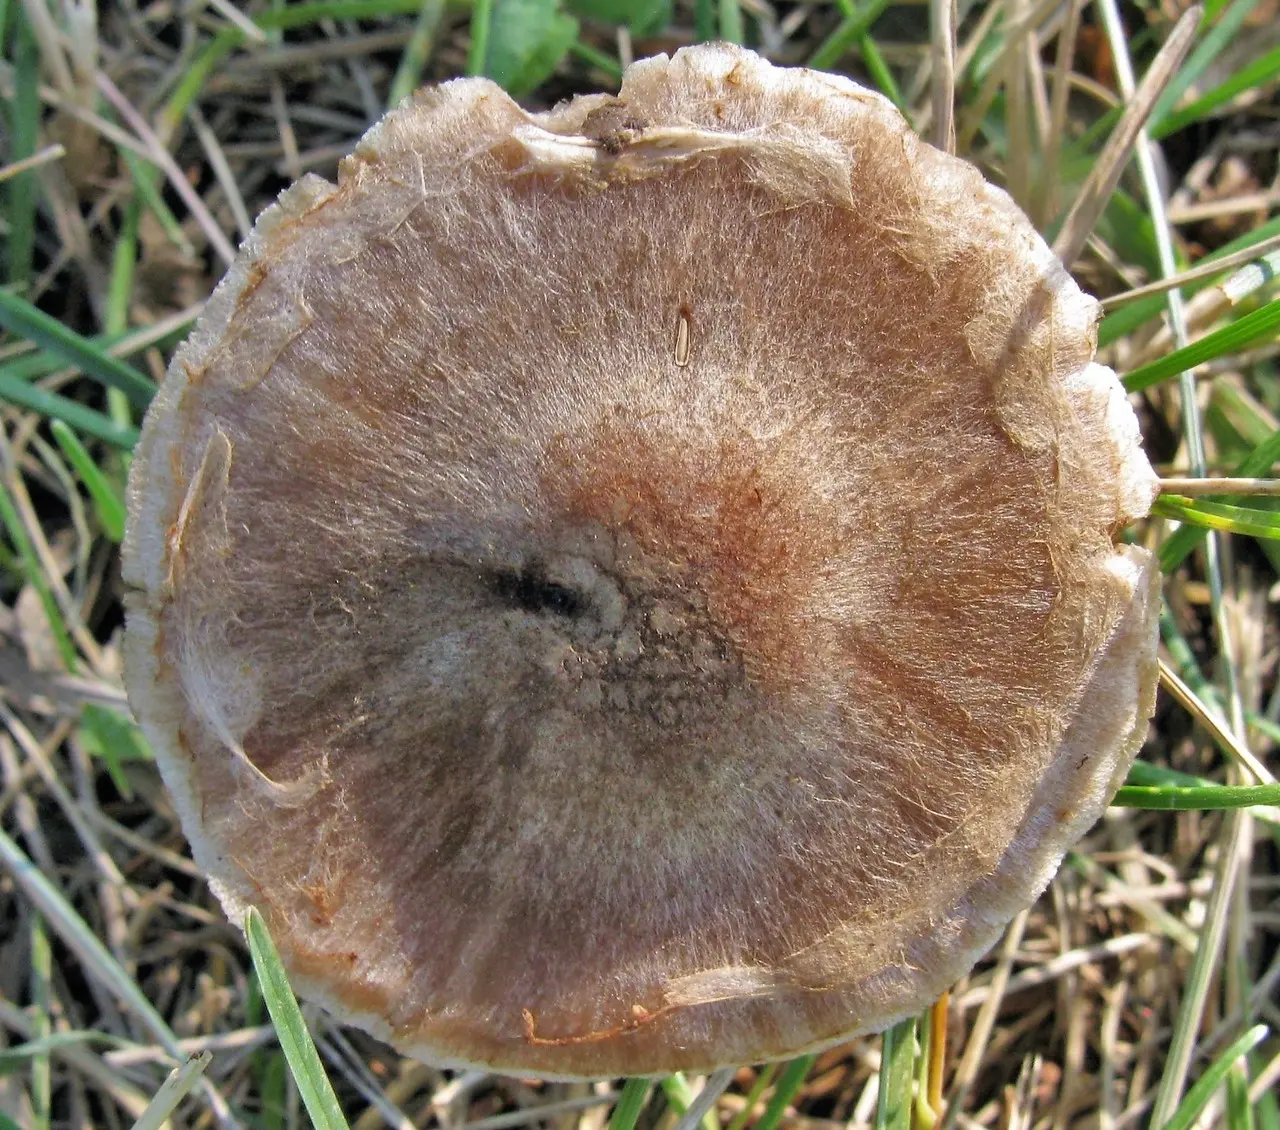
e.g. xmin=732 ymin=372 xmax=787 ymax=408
xmin=1 ymin=1 xmax=1279 ymax=1130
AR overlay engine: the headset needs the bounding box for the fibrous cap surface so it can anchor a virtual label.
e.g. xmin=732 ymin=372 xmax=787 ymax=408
xmin=123 ymin=44 xmax=1160 ymax=1078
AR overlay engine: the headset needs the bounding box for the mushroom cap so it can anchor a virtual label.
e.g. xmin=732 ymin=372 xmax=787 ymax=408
xmin=123 ymin=44 xmax=1160 ymax=1078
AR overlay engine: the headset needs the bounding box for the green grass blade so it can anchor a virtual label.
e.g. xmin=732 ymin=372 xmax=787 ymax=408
xmin=859 ymin=34 xmax=908 ymax=113
xmin=259 ymin=1049 xmax=289 ymax=1130
xmin=0 ymin=291 xmax=155 ymax=410
xmin=107 ymin=198 xmax=140 ymax=338
xmin=808 ymin=0 xmax=893 ymax=70
xmin=1211 ymin=379 xmax=1280 ymax=452
xmin=719 ymin=0 xmax=743 ymax=43
xmin=106 ymin=193 xmax=143 ymax=476
xmin=29 ymin=916 xmax=50 ymax=1130
xmin=1226 ymin=1061 xmax=1253 ymax=1130
xmin=662 ymin=1074 xmax=720 ymax=1130
xmin=0 ymin=482 xmax=77 ymax=669
xmin=693 ymin=0 xmax=715 ymax=40
xmin=1160 ymin=1025 xmax=1268 ymax=1130
xmin=49 ymin=421 xmax=126 ymax=543
xmin=0 ymin=316 xmax=192 ymax=386
xmin=244 ymin=973 xmax=289 ymax=1130
xmin=0 ymin=373 xmax=140 ymax=449
xmin=470 ymin=0 xmax=577 ymax=95
xmin=387 ymin=0 xmax=447 ymax=106
xmin=756 ymin=1055 xmax=815 ymax=1130
xmin=511 ymin=10 xmax=579 ymax=96
xmin=1123 ymin=298 xmax=1280 ymax=393
xmin=1249 ymin=1054 xmax=1278 ymax=1130
xmin=1161 ymin=605 xmax=1235 ymax=718
xmin=877 ymin=1017 xmax=916 ymax=1130
xmin=1113 ymin=783 xmax=1280 ymax=810
xmin=77 ymin=704 xmax=153 ymax=800
xmin=1100 ymin=216 xmax=1280 ymax=346
xmin=1152 ymin=494 xmax=1280 ymax=541
xmin=661 ymin=1075 xmax=695 ymax=1116
xmin=0 ymin=827 xmax=189 ymax=1059
xmin=467 ymin=0 xmax=494 ymax=75
xmin=162 ymin=0 xmax=433 ymax=134
xmin=1098 ymin=190 xmax=1164 ymax=280
xmin=569 ymin=40 xmax=624 ymax=81
xmin=1148 ymin=0 xmax=1259 ymax=134
xmin=1153 ymin=43 xmax=1280 ymax=140
xmin=725 ymin=1064 xmax=779 ymax=1130
xmin=1159 ymin=427 xmax=1280 ymax=572
xmin=131 ymin=1052 xmax=214 ymax=1130
xmin=245 ymin=907 xmax=351 ymax=1130
xmin=161 ymin=29 xmax=241 ymax=138
xmin=609 ymin=1078 xmax=652 ymax=1130
xmin=1065 ymin=105 xmax=1120 ymax=165
xmin=121 ymin=151 xmax=196 ymax=258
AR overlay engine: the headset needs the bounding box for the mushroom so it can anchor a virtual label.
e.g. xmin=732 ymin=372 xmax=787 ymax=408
xmin=122 ymin=44 xmax=1160 ymax=1078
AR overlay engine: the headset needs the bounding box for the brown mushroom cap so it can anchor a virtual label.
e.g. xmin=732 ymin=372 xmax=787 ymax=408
xmin=123 ymin=44 xmax=1160 ymax=1078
